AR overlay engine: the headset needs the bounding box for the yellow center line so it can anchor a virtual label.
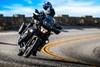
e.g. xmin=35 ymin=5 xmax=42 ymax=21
xmin=42 ymin=35 xmax=100 ymax=67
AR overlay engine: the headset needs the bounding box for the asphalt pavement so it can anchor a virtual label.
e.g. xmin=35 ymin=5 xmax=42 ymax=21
xmin=0 ymin=26 xmax=100 ymax=67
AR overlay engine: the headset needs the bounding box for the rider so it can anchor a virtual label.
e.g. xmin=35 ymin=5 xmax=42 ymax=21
xmin=32 ymin=1 xmax=56 ymax=56
xmin=43 ymin=1 xmax=62 ymax=33
xmin=43 ymin=1 xmax=55 ymax=17
xmin=33 ymin=1 xmax=55 ymax=21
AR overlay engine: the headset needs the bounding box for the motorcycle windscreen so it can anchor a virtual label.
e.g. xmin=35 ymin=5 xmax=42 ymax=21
xmin=43 ymin=15 xmax=55 ymax=29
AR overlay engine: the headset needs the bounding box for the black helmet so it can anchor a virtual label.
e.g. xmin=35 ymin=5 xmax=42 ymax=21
xmin=43 ymin=1 xmax=52 ymax=10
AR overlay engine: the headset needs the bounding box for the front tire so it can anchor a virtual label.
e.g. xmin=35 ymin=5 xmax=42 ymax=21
xmin=23 ymin=36 xmax=40 ymax=58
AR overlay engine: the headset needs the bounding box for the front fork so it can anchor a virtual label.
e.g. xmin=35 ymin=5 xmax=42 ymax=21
xmin=37 ymin=38 xmax=49 ymax=51
xmin=18 ymin=28 xmax=35 ymax=47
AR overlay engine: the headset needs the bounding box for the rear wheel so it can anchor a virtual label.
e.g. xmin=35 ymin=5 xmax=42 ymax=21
xmin=23 ymin=36 xmax=39 ymax=58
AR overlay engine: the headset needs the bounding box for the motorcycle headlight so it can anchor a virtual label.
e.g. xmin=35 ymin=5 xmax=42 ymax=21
xmin=41 ymin=26 xmax=48 ymax=33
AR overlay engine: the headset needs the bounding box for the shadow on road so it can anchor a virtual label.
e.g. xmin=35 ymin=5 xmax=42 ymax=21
xmin=0 ymin=42 xmax=17 ymax=46
xmin=30 ymin=57 xmax=96 ymax=67
xmin=61 ymin=29 xmax=69 ymax=32
xmin=0 ymin=55 xmax=57 ymax=67
xmin=0 ymin=42 xmax=99 ymax=66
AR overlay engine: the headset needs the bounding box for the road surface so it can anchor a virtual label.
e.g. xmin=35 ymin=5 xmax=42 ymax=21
xmin=0 ymin=26 xmax=100 ymax=67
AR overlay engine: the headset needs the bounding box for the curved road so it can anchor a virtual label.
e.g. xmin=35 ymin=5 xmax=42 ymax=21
xmin=0 ymin=26 xmax=100 ymax=67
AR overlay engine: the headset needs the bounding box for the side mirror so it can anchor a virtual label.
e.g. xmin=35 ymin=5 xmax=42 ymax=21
xmin=35 ymin=9 xmax=39 ymax=14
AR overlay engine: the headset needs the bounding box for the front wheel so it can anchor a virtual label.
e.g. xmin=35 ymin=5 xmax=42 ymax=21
xmin=23 ymin=36 xmax=40 ymax=58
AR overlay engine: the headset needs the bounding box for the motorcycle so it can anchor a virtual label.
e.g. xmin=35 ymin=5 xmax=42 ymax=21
xmin=18 ymin=10 xmax=62 ymax=58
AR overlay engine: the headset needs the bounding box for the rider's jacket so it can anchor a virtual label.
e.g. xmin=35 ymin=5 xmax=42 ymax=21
xmin=44 ymin=7 xmax=55 ymax=17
